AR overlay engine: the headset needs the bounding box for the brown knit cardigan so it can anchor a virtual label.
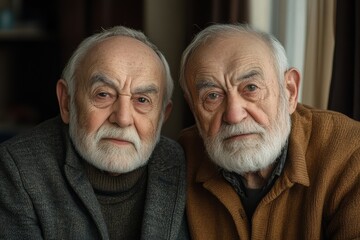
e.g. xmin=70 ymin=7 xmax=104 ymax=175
xmin=179 ymin=104 xmax=360 ymax=240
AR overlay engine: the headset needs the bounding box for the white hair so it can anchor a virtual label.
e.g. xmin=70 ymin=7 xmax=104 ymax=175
xmin=179 ymin=23 xmax=289 ymax=102
xmin=62 ymin=26 xmax=173 ymax=110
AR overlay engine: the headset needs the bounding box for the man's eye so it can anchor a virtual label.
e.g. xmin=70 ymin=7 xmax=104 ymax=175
xmin=132 ymin=96 xmax=153 ymax=113
xmin=91 ymin=91 xmax=117 ymax=108
xmin=97 ymin=92 xmax=110 ymax=98
xmin=245 ymin=84 xmax=258 ymax=92
xmin=202 ymin=91 xmax=224 ymax=103
xmin=136 ymin=97 xmax=150 ymax=103
xmin=202 ymin=91 xmax=224 ymax=112
xmin=207 ymin=92 xmax=221 ymax=100
xmin=138 ymin=97 xmax=148 ymax=103
xmin=240 ymin=83 xmax=264 ymax=102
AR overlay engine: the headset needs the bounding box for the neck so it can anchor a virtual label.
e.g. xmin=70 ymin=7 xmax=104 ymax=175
xmin=240 ymin=164 xmax=275 ymax=189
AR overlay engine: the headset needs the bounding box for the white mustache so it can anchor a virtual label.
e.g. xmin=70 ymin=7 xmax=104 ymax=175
xmin=95 ymin=126 xmax=141 ymax=150
xmin=218 ymin=122 xmax=266 ymax=139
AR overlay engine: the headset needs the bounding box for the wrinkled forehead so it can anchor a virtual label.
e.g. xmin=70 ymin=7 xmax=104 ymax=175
xmin=187 ymin=32 xmax=272 ymax=66
xmin=86 ymin=36 xmax=164 ymax=70
xmin=183 ymin=32 xmax=281 ymax=98
xmin=76 ymin=36 xmax=166 ymax=87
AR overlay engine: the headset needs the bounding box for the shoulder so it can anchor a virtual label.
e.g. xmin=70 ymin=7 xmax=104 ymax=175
xmin=0 ymin=117 xmax=67 ymax=166
xmin=178 ymin=125 xmax=203 ymax=148
xmin=293 ymin=104 xmax=360 ymax=145
xmin=1 ymin=117 xmax=64 ymax=148
xmin=150 ymin=136 xmax=186 ymax=168
xmin=157 ymin=136 xmax=184 ymax=156
xmin=290 ymin=104 xmax=360 ymax=179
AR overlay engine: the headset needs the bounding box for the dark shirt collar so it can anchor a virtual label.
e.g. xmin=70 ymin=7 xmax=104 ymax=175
xmin=222 ymin=139 xmax=288 ymax=197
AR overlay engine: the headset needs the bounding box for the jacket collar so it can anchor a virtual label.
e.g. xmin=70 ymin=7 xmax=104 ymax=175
xmin=285 ymin=104 xmax=311 ymax=187
xmin=141 ymin=137 xmax=187 ymax=239
xmin=62 ymin=126 xmax=109 ymax=239
xmin=62 ymin=126 xmax=186 ymax=239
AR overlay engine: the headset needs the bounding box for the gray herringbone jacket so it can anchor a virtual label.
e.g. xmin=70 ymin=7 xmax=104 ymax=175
xmin=0 ymin=117 xmax=189 ymax=239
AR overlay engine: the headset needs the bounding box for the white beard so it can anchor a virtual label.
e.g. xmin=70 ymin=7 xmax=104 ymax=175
xmin=69 ymin=105 xmax=163 ymax=174
xmin=198 ymin=95 xmax=291 ymax=174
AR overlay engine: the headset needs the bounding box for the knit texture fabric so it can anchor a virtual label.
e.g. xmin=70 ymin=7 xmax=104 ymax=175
xmin=0 ymin=116 xmax=189 ymax=239
xmin=85 ymin=163 xmax=147 ymax=239
xmin=179 ymin=104 xmax=360 ymax=240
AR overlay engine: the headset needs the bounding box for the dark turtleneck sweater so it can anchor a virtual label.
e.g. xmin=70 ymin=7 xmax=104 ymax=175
xmin=84 ymin=162 xmax=148 ymax=240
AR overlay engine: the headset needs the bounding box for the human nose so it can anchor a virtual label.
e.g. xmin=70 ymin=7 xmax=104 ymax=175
xmin=222 ymin=94 xmax=248 ymax=124
xmin=109 ymin=95 xmax=133 ymax=127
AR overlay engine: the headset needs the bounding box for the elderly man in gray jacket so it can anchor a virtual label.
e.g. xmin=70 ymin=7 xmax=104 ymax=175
xmin=0 ymin=26 xmax=188 ymax=239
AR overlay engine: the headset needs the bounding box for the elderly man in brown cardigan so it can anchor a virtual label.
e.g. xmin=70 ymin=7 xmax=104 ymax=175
xmin=179 ymin=23 xmax=360 ymax=239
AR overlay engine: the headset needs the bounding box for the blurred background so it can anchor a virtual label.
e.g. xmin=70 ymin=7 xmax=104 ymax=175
xmin=0 ymin=0 xmax=359 ymax=142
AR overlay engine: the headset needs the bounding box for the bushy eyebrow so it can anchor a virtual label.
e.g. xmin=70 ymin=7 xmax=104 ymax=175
xmin=238 ymin=69 xmax=263 ymax=81
xmin=89 ymin=73 xmax=159 ymax=95
xmin=89 ymin=73 xmax=117 ymax=89
xmin=194 ymin=69 xmax=264 ymax=92
xmin=133 ymin=84 xmax=159 ymax=95
xmin=195 ymin=80 xmax=218 ymax=92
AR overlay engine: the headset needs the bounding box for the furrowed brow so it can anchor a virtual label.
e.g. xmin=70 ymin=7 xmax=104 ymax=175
xmin=133 ymin=83 xmax=159 ymax=95
xmin=195 ymin=80 xmax=218 ymax=92
xmin=89 ymin=73 xmax=117 ymax=88
xmin=238 ymin=69 xmax=263 ymax=81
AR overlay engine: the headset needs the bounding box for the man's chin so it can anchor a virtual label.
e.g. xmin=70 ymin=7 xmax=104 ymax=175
xmin=87 ymin=155 xmax=145 ymax=174
xmin=214 ymin=156 xmax=276 ymax=174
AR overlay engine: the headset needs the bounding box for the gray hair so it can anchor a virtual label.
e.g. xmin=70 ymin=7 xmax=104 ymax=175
xmin=179 ymin=23 xmax=289 ymax=100
xmin=62 ymin=26 xmax=173 ymax=109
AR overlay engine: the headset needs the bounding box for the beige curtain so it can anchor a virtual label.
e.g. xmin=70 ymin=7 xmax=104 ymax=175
xmin=302 ymin=0 xmax=336 ymax=109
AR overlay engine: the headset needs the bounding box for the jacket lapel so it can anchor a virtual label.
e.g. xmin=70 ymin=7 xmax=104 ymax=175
xmin=63 ymin=135 xmax=109 ymax=239
xmin=141 ymin=144 xmax=186 ymax=240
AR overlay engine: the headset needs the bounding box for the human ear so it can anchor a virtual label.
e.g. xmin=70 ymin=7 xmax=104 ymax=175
xmin=284 ymin=68 xmax=300 ymax=114
xmin=163 ymin=100 xmax=173 ymax=122
xmin=56 ymin=79 xmax=70 ymax=124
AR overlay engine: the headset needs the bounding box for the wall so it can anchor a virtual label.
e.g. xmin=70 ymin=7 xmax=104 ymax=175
xmin=144 ymin=0 xmax=187 ymax=139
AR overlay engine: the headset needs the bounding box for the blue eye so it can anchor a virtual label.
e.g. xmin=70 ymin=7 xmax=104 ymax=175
xmin=245 ymin=84 xmax=258 ymax=91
